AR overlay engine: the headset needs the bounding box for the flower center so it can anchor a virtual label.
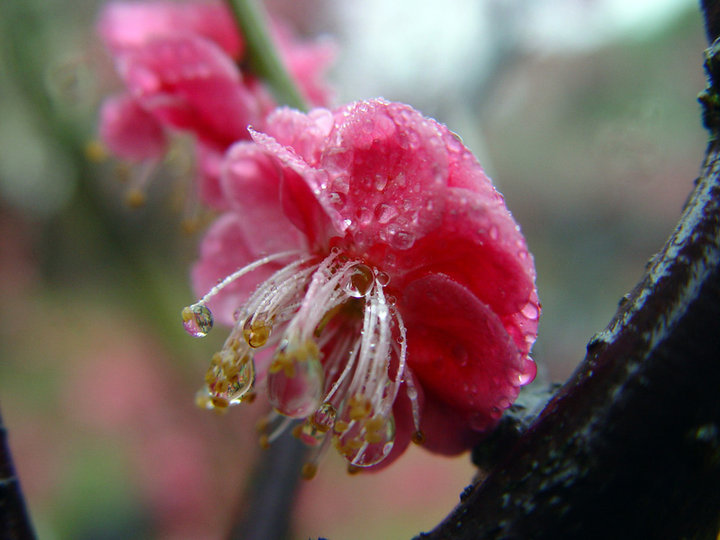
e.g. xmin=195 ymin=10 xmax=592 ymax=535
xmin=183 ymin=248 xmax=422 ymax=473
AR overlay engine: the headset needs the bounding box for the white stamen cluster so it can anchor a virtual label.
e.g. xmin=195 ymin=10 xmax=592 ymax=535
xmin=184 ymin=248 xmax=422 ymax=475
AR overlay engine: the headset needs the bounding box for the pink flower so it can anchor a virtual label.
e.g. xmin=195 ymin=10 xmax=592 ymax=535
xmin=96 ymin=0 xmax=334 ymax=207
xmin=184 ymin=99 xmax=539 ymax=473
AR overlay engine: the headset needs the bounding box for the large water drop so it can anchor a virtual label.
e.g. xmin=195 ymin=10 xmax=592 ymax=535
xmin=182 ymin=304 xmax=213 ymax=338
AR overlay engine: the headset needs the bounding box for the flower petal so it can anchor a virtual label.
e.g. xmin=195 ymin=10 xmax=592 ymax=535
xmin=319 ymin=100 xmax=449 ymax=254
xmin=98 ymin=0 xmax=243 ymax=57
xmin=117 ymin=35 xmax=262 ymax=148
xmin=249 ymin=128 xmax=343 ymax=248
xmin=402 ymin=273 xmax=535 ymax=433
xmin=99 ymin=93 xmax=166 ymax=161
xmin=191 ymin=213 xmax=302 ymax=325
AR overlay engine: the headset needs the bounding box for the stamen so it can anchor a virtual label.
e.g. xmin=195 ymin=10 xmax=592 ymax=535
xmin=198 ymin=249 xmax=307 ymax=306
xmin=124 ymin=160 xmax=157 ymax=208
xmin=266 ymin=338 xmax=325 ymax=417
xmin=186 ymin=245 xmax=424 ymax=473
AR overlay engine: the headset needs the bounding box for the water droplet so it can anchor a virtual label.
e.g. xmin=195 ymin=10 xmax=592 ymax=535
xmin=374 ymin=270 xmax=390 ymax=286
xmin=333 ymin=410 xmax=395 ymax=467
xmin=358 ymin=208 xmax=373 ymax=225
xmin=313 ymin=402 xmax=337 ymax=431
xmin=267 ymin=341 xmax=325 ymax=418
xmin=331 ymin=175 xmax=350 ymax=194
xmin=344 ymin=263 xmax=375 ymax=298
xmin=328 ymin=191 xmax=346 ymax=209
xmin=375 ymin=174 xmax=388 ymax=191
xmin=374 ymin=203 xmax=399 ymax=224
xmin=243 ymin=316 xmax=272 ymax=348
xmin=489 ymin=225 xmax=499 ymax=240
xmin=516 ymin=370 xmax=533 ymax=386
xmin=390 ymin=230 xmax=415 ymax=250
xmin=224 ymin=359 xmax=255 ymax=404
xmin=521 ymin=302 xmax=539 ymax=321
xmin=182 ymin=304 xmax=213 ymax=337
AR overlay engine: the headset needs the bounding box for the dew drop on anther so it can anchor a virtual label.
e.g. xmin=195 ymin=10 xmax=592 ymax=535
xmin=182 ymin=304 xmax=213 ymax=337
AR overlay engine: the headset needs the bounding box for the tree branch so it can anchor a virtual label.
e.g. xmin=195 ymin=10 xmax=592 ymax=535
xmin=0 ymin=406 xmax=36 ymax=540
xmin=418 ymin=3 xmax=720 ymax=539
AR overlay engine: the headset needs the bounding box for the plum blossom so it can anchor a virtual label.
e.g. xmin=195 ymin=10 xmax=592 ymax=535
xmin=184 ymin=98 xmax=539 ymax=474
xmin=96 ymin=0 xmax=334 ymax=207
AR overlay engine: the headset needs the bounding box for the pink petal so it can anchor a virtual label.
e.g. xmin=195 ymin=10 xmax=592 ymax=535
xmin=318 ymin=100 xmax=449 ymax=255
xmin=98 ymin=0 xmax=243 ymax=57
xmin=191 ymin=213 xmax=302 ymax=325
xmin=99 ymin=93 xmax=166 ymax=161
xmin=417 ymin=393 xmax=485 ymax=455
xmin=117 ymin=35 xmax=261 ymax=148
xmin=401 ymin=274 xmax=534 ymax=433
xmin=392 ymin=188 xmax=536 ymax=319
xmin=249 ymin=129 xmax=343 ymax=248
xmin=194 ymin=144 xmax=227 ymax=210
xmin=221 ymin=141 xmax=308 ymax=247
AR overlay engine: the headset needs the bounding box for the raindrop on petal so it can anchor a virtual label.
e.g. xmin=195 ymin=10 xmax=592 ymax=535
xmin=521 ymin=302 xmax=539 ymax=321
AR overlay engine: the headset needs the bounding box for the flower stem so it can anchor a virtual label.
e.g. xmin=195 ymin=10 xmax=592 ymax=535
xmin=226 ymin=0 xmax=310 ymax=112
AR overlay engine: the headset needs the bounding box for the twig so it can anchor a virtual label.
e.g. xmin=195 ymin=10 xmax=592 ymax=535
xmin=227 ymin=431 xmax=307 ymax=540
xmin=225 ymin=0 xmax=309 ymax=112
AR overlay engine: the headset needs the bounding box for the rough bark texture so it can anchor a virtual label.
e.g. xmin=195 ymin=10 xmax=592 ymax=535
xmin=417 ymin=4 xmax=720 ymax=539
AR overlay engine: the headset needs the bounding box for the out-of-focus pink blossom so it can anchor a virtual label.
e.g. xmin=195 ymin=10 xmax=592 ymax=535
xmin=185 ymin=98 xmax=539 ymax=473
xmin=96 ymin=0 xmax=334 ymax=207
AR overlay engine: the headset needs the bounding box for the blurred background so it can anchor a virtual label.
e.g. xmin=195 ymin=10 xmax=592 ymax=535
xmin=0 ymin=0 xmax=708 ymax=538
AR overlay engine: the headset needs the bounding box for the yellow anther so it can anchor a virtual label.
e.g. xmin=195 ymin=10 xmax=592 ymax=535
xmin=210 ymin=396 xmax=229 ymax=409
xmin=364 ymin=416 xmax=384 ymax=433
xmin=269 ymin=352 xmax=295 ymax=378
xmin=243 ymin=318 xmax=272 ymax=348
xmin=348 ymin=438 xmax=363 ymax=450
xmin=412 ymin=430 xmax=426 ymax=445
xmin=256 ymin=416 xmax=270 ymax=433
xmin=84 ymin=140 xmax=108 ymax=162
xmin=365 ymin=431 xmax=382 ymax=444
xmin=258 ymin=434 xmax=270 ymax=449
xmin=222 ymin=363 xmax=240 ymax=380
xmin=210 ymin=352 xmax=223 ymax=367
xmin=291 ymin=424 xmax=304 ymax=439
xmin=180 ymin=218 xmax=199 ymax=235
xmin=204 ymin=369 xmax=216 ymax=385
xmin=125 ymin=188 xmax=146 ymax=208
xmin=195 ymin=392 xmax=211 ymax=409
xmin=349 ymin=404 xmax=370 ymax=421
xmin=334 ymin=420 xmax=349 ymax=433
xmin=301 ymin=462 xmax=318 ymax=480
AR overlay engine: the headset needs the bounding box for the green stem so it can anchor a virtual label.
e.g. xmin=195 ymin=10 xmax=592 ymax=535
xmin=226 ymin=0 xmax=310 ymax=112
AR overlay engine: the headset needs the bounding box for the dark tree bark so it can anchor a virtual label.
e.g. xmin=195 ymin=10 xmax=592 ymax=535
xmin=0 ymin=407 xmax=36 ymax=540
xmin=417 ymin=3 xmax=720 ymax=539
